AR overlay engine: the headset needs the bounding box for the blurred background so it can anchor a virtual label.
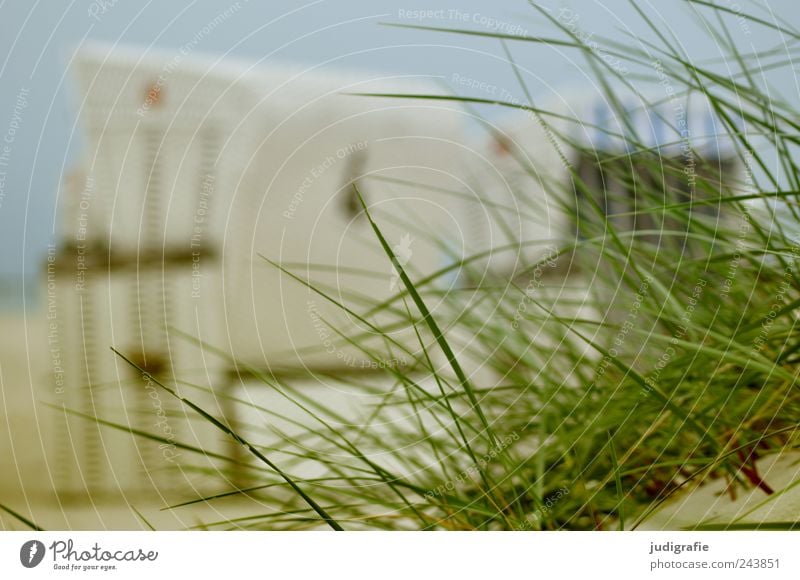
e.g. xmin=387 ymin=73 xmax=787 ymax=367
xmin=2 ymin=0 xmax=796 ymax=286
xmin=1 ymin=0 xmax=798 ymax=530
